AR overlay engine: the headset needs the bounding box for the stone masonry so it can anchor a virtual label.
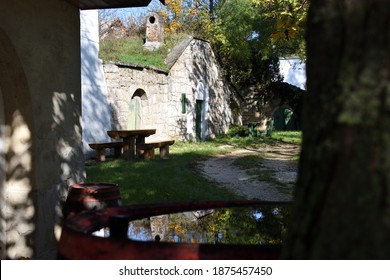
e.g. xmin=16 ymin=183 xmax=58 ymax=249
xmin=104 ymin=63 xmax=169 ymax=142
xmin=103 ymin=37 xmax=235 ymax=142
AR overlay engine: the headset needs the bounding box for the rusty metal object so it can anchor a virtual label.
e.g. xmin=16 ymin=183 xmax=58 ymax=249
xmin=63 ymin=183 xmax=121 ymax=219
xmin=58 ymin=200 xmax=289 ymax=259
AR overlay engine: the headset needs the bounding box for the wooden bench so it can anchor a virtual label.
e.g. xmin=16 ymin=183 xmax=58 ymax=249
xmin=89 ymin=142 xmax=123 ymax=161
xmin=136 ymin=140 xmax=175 ymax=160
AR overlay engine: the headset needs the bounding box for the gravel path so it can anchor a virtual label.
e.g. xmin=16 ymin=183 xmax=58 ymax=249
xmin=197 ymin=143 xmax=300 ymax=202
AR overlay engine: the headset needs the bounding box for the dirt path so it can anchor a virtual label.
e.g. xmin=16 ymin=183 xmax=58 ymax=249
xmin=197 ymin=143 xmax=300 ymax=201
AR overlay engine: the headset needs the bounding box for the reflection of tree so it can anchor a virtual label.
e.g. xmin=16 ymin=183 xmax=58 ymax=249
xmin=195 ymin=206 xmax=289 ymax=245
xmin=160 ymin=206 xmax=290 ymax=245
xmin=128 ymin=219 xmax=152 ymax=241
xmin=126 ymin=206 xmax=290 ymax=245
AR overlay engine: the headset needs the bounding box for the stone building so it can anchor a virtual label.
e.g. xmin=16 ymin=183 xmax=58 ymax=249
xmin=101 ymin=35 xmax=235 ymax=147
xmin=82 ymin=15 xmax=236 ymax=157
xmin=1 ymin=0 xmax=161 ymax=260
xmin=241 ymin=58 xmax=306 ymax=131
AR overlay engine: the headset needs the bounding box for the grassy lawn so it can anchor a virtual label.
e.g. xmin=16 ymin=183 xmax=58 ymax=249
xmin=268 ymin=131 xmax=302 ymax=144
xmin=86 ymin=132 xmax=301 ymax=205
xmin=213 ymin=130 xmax=302 ymax=147
xmin=86 ymin=141 xmax=239 ymax=204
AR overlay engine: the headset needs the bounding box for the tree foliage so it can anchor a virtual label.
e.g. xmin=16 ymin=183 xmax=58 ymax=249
xmin=158 ymin=0 xmax=217 ymax=35
xmin=158 ymin=0 xmax=308 ymax=56
xmin=99 ymin=1 xmax=308 ymax=88
xmin=207 ymin=0 xmax=307 ymax=86
xmin=253 ymin=0 xmax=308 ymax=58
xmin=207 ymin=0 xmax=307 ymax=59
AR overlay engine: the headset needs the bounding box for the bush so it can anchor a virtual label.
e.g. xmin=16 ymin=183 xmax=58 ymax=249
xmin=226 ymin=125 xmax=248 ymax=137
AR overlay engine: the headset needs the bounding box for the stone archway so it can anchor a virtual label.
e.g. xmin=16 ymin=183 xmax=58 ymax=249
xmin=271 ymin=106 xmax=297 ymax=131
xmin=128 ymin=89 xmax=147 ymax=129
xmin=0 ymin=27 xmax=35 ymax=259
xmin=132 ymin=88 xmax=148 ymax=100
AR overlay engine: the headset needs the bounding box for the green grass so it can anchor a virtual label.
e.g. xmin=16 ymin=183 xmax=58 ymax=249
xmin=212 ymin=130 xmax=302 ymax=149
xmin=86 ymin=132 xmax=301 ymax=205
xmin=269 ymin=131 xmax=302 ymax=144
xmin=99 ymin=33 xmax=189 ymax=70
xmin=86 ymin=141 xmax=240 ymax=205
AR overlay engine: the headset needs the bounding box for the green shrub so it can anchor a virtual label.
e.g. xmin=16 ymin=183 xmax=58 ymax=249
xmin=225 ymin=125 xmax=248 ymax=137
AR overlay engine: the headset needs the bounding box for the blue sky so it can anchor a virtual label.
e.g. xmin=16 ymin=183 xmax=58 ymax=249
xmin=115 ymin=0 xmax=164 ymax=18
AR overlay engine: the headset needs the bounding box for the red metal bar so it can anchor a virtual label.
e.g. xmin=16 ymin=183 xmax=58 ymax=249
xmin=58 ymin=200 xmax=290 ymax=260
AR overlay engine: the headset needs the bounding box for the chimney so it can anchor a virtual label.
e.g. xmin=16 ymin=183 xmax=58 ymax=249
xmin=143 ymin=12 xmax=164 ymax=51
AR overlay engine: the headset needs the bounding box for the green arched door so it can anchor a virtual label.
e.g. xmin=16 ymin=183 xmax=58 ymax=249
xmin=127 ymin=96 xmax=141 ymax=130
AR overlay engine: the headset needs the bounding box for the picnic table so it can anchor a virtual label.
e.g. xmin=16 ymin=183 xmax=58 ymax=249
xmin=107 ymin=129 xmax=156 ymax=160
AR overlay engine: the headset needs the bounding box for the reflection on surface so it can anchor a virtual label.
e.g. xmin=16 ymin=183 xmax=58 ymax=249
xmin=124 ymin=206 xmax=289 ymax=245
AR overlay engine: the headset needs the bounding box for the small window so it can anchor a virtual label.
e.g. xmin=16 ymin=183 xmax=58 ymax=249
xmin=181 ymin=93 xmax=186 ymax=114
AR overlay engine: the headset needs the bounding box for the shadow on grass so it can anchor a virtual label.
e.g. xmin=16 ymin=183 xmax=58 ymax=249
xmin=86 ymin=134 xmax=301 ymax=205
xmin=85 ymin=150 xmax=242 ymax=205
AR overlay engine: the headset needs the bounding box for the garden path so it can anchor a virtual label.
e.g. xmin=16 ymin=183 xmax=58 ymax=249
xmin=198 ymin=143 xmax=300 ymax=201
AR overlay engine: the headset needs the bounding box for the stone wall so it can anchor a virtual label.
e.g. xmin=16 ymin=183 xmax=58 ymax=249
xmin=103 ymin=38 xmax=234 ymax=142
xmin=104 ymin=63 xmax=170 ymax=142
xmin=168 ymin=39 xmax=233 ymax=140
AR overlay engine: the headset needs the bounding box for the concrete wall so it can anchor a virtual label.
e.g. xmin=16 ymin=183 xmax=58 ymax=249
xmin=81 ymin=10 xmax=112 ymax=157
xmin=0 ymin=0 xmax=84 ymax=259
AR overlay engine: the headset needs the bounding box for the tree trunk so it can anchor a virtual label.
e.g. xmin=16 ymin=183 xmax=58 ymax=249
xmin=284 ymin=0 xmax=390 ymax=259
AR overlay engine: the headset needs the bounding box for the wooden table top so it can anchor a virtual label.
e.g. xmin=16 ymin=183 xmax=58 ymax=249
xmin=107 ymin=129 xmax=156 ymax=139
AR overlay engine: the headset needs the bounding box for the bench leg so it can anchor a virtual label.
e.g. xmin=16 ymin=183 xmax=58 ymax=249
xmin=159 ymin=145 xmax=170 ymax=159
xmin=143 ymin=148 xmax=155 ymax=161
xmin=137 ymin=148 xmax=145 ymax=158
xmin=122 ymin=138 xmax=135 ymax=160
xmin=96 ymin=148 xmax=106 ymax=162
xmin=113 ymin=146 xmax=122 ymax=158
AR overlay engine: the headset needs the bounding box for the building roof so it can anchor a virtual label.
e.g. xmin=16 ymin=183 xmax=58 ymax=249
xmin=66 ymin=0 xmax=165 ymax=10
xmin=165 ymin=35 xmax=194 ymax=69
xmin=165 ymin=36 xmax=211 ymax=69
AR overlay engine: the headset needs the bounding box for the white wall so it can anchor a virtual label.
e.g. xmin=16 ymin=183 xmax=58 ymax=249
xmin=1 ymin=0 xmax=84 ymax=259
xmin=169 ymin=39 xmax=233 ymax=141
xmin=0 ymin=86 xmax=5 ymax=259
xmin=81 ymin=10 xmax=112 ymax=156
xmin=279 ymin=58 xmax=306 ymax=90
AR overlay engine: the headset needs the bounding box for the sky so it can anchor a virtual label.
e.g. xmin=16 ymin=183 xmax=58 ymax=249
xmin=114 ymin=0 xmax=165 ymax=19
